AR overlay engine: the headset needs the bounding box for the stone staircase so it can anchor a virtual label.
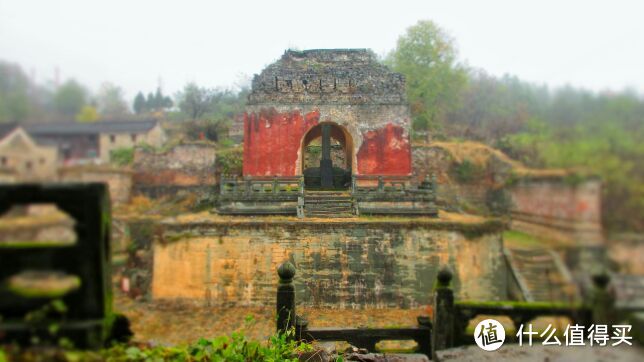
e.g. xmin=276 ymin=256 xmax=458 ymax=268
xmin=304 ymin=191 xmax=354 ymax=218
xmin=505 ymin=247 xmax=578 ymax=302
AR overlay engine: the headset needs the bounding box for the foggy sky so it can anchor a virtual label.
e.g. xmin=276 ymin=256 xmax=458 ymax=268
xmin=1 ymin=0 xmax=643 ymax=99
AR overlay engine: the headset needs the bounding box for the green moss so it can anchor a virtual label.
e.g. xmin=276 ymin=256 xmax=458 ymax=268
xmin=503 ymin=230 xmax=547 ymax=248
xmin=8 ymin=275 xmax=81 ymax=299
xmin=0 ymin=240 xmax=73 ymax=248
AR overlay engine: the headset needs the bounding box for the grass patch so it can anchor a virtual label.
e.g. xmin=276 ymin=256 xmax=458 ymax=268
xmin=504 ymin=230 xmax=548 ymax=248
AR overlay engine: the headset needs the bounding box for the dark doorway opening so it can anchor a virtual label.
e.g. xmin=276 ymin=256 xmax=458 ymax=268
xmin=301 ymin=123 xmax=352 ymax=190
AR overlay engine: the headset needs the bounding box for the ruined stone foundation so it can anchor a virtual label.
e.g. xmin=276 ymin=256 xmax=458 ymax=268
xmin=151 ymin=215 xmax=507 ymax=308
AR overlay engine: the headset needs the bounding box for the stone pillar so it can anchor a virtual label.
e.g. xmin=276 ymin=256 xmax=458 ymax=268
xmin=590 ymin=272 xmax=616 ymax=326
xmin=276 ymin=261 xmax=296 ymax=333
xmin=432 ymin=267 xmax=454 ymax=359
xmin=320 ymin=124 xmax=333 ymax=188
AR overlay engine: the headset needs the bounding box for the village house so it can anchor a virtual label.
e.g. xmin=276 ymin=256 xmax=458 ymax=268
xmin=0 ymin=123 xmax=59 ymax=181
xmin=24 ymin=119 xmax=166 ymax=164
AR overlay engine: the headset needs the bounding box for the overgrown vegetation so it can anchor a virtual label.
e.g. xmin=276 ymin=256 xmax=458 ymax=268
xmin=110 ymin=147 xmax=134 ymax=166
xmin=454 ymin=159 xmax=484 ymax=183
xmin=217 ymin=146 xmax=243 ymax=176
xmin=102 ymin=327 xmax=311 ymax=362
xmin=390 ymin=20 xmax=644 ymax=232
xmin=0 ymin=324 xmax=314 ymax=362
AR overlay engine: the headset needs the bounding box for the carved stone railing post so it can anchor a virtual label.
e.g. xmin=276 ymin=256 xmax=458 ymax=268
xmin=272 ymin=177 xmax=278 ymax=195
xmin=377 ymin=176 xmax=384 ymax=193
xmin=295 ymin=315 xmax=309 ymax=341
xmin=297 ymin=196 xmax=304 ymax=218
xmin=590 ymin=272 xmax=616 ymax=326
xmin=432 ymin=267 xmax=454 ymax=358
xmin=244 ymin=177 xmax=251 ymax=196
xmin=416 ymin=316 xmax=432 ymax=357
xmin=276 ymin=261 xmax=297 ymax=334
xmin=351 ymin=175 xmax=356 ymax=195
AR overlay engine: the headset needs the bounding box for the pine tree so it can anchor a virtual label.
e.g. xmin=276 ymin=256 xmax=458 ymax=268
xmin=133 ymin=92 xmax=146 ymax=114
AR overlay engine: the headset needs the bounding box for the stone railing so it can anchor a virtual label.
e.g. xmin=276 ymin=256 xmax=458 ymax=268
xmin=276 ymin=262 xmax=432 ymax=358
xmin=351 ymin=174 xmax=436 ymax=197
xmin=220 ymin=175 xmax=303 ymax=197
xmin=217 ymin=176 xmax=304 ymax=216
xmin=351 ymin=174 xmax=438 ymax=216
xmin=217 ymin=174 xmax=438 ymax=216
xmin=276 ymin=262 xmax=636 ymax=359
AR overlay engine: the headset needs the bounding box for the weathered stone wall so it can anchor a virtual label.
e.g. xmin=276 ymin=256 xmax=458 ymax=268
xmin=151 ymin=217 xmax=506 ymax=308
xmin=411 ymin=143 xmax=512 ymax=213
xmin=412 ymin=142 xmax=604 ymax=245
xmin=608 ymin=234 xmax=644 ymax=275
xmin=243 ymin=49 xmax=412 ymax=177
xmin=132 ymin=142 xmax=216 ymax=198
xmin=58 ymin=166 xmax=132 ymax=205
xmin=509 ymin=177 xmax=603 ymax=245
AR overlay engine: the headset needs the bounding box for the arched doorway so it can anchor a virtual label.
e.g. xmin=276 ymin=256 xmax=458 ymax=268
xmin=300 ymin=123 xmax=353 ymax=189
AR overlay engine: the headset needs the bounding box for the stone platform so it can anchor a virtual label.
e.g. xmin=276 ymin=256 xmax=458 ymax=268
xmin=147 ymin=212 xmax=507 ymax=308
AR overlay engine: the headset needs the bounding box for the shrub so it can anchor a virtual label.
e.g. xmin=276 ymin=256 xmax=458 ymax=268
xmin=455 ymin=158 xmax=483 ymax=183
xmin=110 ymin=147 xmax=134 ymax=166
xmin=217 ymin=146 xmax=243 ymax=176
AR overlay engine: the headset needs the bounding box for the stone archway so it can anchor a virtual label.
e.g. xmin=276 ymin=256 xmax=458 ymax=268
xmin=299 ymin=122 xmax=354 ymax=189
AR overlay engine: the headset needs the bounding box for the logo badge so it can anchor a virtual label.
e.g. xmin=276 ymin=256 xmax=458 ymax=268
xmin=474 ymin=318 xmax=505 ymax=351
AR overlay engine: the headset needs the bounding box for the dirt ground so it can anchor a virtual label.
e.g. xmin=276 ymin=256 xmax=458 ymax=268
xmin=114 ymin=292 xmax=580 ymax=347
xmin=113 ymin=292 xmax=643 ymax=360
xmin=113 ymin=292 xmax=428 ymax=346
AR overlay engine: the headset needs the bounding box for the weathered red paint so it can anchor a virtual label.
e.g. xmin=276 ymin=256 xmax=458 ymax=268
xmin=356 ymin=123 xmax=411 ymax=175
xmin=243 ymin=109 xmax=411 ymax=177
xmin=243 ymin=108 xmax=319 ymax=176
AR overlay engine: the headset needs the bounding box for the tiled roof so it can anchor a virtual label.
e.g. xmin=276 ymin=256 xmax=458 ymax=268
xmin=0 ymin=123 xmax=19 ymax=140
xmin=24 ymin=119 xmax=158 ymax=136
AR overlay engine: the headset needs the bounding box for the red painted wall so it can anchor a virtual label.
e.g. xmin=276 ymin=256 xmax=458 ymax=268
xmin=356 ymin=123 xmax=411 ymax=175
xmin=243 ymin=109 xmax=319 ymax=176
xmin=243 ymin=108 xmax=411 ymax=177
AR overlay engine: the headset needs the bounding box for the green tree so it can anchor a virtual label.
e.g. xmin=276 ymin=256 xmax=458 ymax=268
xmin=53 ymin=80 xmax=88 ymax=117
xmin=75 ymin=105 xmax=99 ymax=122
xmin=96 ymin=82 xmax=129 ymax=118
xmin=387 ymin=20 xmax=467 ymax=140
xmin=153 ymin=87 xmax=173 ymax=110
xmin=133 ymin=92 xmax=146 ymax=114
xmin=0 ymin=62 xmax=33 ymax=122
xmin=177 ymin=83 xmax=214 ymax=120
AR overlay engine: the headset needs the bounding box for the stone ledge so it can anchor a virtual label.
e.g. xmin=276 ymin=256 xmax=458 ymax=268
xmin=160 ymin=211 xmax=506 ymax=233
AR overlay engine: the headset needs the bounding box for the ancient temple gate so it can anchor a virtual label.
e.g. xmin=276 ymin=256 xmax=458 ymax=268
xmin=217 ymin=49 xmax=437 ymax=217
